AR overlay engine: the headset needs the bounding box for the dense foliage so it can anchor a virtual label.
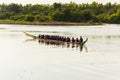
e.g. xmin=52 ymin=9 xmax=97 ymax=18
xmin=0 ymin=2 xmax=120 ymax=23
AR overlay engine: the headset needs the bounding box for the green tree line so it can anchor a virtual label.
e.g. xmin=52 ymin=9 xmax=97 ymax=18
xmin=0 ymin=2 xmax=120 ymax=23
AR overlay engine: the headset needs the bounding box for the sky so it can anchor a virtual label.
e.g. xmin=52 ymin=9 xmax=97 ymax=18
xmin=0 ymin=0 xmax=120 ymax=5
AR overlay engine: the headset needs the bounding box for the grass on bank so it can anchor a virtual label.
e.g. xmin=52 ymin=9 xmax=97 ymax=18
xmin=0 ymin=20 xmax=102 ymax=26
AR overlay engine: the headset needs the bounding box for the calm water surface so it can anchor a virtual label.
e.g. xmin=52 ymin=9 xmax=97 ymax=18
xmin=0 ymin=24 xmax=120 ymax=80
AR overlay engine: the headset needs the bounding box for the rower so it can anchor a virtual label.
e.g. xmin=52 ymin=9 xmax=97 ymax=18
xmin=72 ymin=37 xmax=75 ymax=42
xmin=38 ymin=34 xmax=41 ymax=38
xmin=66 ymin=37 xmax=70 ymax=42
xmin=45 ymin=35 xmax=49 ymax=39
xmin=41 ymin=35 xmax=44 ymax=39
xmin=76 ymin=38 xmax=79 ymax=42
xmin=63 ymin=37 xmax=66 ymax=41
xmin=80 ymin=36 xmax=83 ymax=42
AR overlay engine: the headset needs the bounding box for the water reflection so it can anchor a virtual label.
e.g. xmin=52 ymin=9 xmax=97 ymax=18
xmin=25 ymin=39 xmax=88 ymax=52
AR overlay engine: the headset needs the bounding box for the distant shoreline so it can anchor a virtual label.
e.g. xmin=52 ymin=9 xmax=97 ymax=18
xmin=0 ymin=20 xmax=102 ymax=26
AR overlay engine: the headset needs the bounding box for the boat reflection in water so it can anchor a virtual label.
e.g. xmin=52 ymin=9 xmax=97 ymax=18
xmin=38 ymin=39 xmax=88 ymax=52
xmin=25 ymin=38 xmax=87 ymax=52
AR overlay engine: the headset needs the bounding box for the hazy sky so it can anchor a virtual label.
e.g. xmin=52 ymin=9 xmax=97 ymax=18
xmin=0 ymin=0 xmax=120 ymax=5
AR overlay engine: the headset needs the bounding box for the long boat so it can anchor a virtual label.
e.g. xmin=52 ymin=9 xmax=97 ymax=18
xmin=23 ymin=32 xmax=88 ymax=46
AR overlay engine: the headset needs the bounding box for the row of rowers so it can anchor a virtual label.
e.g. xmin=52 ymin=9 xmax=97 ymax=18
xmin=38 ymin=34 xmax=83 ymax=43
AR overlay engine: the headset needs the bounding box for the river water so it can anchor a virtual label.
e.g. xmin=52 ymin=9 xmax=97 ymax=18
xmin=0 ymin=24 xmax=120 ymax=80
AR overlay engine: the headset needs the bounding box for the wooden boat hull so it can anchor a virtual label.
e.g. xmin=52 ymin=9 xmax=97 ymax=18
xmin=23 ymin=32 xmax=88 ymax=46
